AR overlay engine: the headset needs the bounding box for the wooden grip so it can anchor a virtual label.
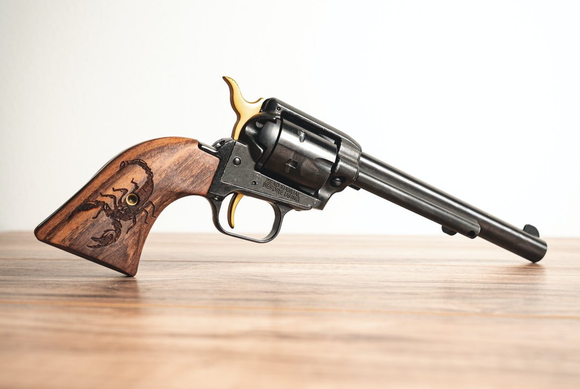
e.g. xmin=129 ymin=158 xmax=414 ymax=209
xmin=35 ymin=137 xmax=220 ymax=276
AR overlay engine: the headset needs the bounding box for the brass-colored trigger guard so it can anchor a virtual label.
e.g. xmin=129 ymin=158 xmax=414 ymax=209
xmin=223 ymin=76 xmax=265 ymax=140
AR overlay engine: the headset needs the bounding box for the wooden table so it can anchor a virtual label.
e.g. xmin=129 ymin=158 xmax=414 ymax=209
xmin=0 ymin=232 xmax=579 ymax=388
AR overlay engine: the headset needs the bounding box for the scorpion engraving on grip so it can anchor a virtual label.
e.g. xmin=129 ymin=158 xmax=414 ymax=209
xmin=69 ymin=159 xmax=157 ymax=248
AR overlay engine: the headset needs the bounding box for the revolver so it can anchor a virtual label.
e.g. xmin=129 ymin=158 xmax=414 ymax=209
xmin=35 ymin=77 xmax=548 ymax=276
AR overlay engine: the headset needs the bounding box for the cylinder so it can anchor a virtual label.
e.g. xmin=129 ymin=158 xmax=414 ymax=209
xmin=257 ymin=119 xmax=338 ymax=193
xmin=355 ymin=152 xmax=547 ymax=262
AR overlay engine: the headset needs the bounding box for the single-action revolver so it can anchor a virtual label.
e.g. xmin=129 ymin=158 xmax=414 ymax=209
xmin=35 ymin=77 xmax=548 ymax=276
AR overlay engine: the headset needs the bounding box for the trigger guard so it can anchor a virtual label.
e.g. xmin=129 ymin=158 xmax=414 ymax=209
xmin=207 ymin=197 xmax=291 ymax=243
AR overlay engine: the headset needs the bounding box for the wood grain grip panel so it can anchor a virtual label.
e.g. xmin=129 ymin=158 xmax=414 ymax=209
xmin=35 ymin=137 xmax=220 ymax=276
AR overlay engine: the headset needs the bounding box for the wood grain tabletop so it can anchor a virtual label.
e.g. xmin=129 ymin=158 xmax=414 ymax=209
xmin=0 ymin=232 xmax=579 ymax=389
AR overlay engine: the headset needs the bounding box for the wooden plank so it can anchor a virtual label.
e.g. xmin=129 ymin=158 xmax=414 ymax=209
xmin=0 ymin=232 xmax=579 ymax=388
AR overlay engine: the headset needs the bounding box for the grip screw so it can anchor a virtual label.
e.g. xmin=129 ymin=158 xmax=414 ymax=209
xmin=126 ymin=193 xmax=139 ymax=206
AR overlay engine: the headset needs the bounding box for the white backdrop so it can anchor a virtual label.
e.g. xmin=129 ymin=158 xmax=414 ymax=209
xmin=1 ymin=0 xmax=579 ymax=237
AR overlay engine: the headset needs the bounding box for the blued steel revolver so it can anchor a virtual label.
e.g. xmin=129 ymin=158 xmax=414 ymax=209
xmin=35 ymin=77 xmax=547 ymax=275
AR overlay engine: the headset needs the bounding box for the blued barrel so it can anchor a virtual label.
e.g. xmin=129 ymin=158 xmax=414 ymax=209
xmin=355 ymin=153 xmax=547 ymax=262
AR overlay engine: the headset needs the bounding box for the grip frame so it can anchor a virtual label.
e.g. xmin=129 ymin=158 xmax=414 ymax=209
xmin=35 ymin=137 xmax=220 ymax=276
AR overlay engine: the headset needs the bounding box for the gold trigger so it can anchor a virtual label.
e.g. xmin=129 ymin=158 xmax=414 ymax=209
xmin=227 ymin=193 xmax=244 ymax=229
xmin=223 ymin=76 xmax=265 ymax=140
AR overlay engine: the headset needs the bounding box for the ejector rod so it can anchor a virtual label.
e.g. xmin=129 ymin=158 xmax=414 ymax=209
xmin=354 ymin=153 xmax=547 ymax=262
